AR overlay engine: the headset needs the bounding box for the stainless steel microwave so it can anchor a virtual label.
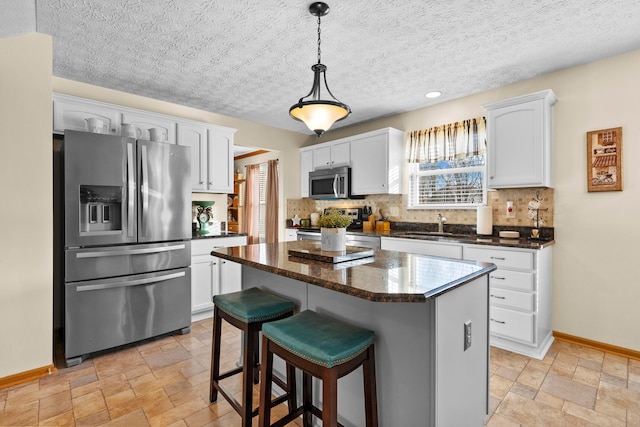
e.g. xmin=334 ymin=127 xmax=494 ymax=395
xmin=309 ymin=166 xmax=351 ymax=199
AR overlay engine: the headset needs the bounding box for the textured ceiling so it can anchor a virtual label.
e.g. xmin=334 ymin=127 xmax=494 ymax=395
xmin=12 ymin=1 xmax=640 ymax=134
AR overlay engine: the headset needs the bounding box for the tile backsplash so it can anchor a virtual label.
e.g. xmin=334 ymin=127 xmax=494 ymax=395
xmin=287 ymin=187 xmax=554 ymax=228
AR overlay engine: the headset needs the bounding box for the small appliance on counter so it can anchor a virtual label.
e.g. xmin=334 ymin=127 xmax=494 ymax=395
xmin=195 ymin=201 xmax=215 ymax=231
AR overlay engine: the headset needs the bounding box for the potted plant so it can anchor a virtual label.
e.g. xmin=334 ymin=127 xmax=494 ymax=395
xmin=317 ymin=209 xmax=352 ymax=251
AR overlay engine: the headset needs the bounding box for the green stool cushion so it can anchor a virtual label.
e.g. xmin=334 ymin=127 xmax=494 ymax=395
xmin=213 ymin=287 xmax=294 ymax=323
xmin=262 ymin=310 xmax=375 ymax=368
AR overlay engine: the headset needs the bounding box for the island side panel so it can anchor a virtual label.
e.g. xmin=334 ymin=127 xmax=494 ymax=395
xmin=307 ymin=285 xmax=434 ymax=427
xmin=435 ymin=276 xmax=489 ymax=426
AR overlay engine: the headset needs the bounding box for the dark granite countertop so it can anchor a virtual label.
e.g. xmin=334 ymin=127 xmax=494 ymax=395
xmin=212 ymin=241 xmax=496 ymax=303
xmin=192 ymin=230 xmax=248 ymax=240
xmin=292 ymin=226 xmax=555 ymax=250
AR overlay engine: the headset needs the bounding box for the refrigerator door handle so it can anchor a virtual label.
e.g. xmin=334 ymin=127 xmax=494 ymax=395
xmin=76 ymin=271 xmax=186 ymax=292
xmin=127 ymin=142 xmax=135 ymax=238
xmin=141 ymin=144 xmax=149 ymax=237
xmin=75 ymin=244 xmax=187 ymax=259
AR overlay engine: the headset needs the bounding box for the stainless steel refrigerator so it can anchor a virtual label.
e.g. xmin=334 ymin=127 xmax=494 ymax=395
xmin=61 ymin=130 xmax=192 ymax=367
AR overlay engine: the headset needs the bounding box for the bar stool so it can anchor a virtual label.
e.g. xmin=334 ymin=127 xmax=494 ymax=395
xmin=258 ymin=310 xmax=378 ymax=427
xmin=209 ymin=287 xmax=296 ymax=427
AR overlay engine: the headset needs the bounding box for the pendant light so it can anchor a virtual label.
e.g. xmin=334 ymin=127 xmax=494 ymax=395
xmin=290 ymin=2 xmax=351 ymax=136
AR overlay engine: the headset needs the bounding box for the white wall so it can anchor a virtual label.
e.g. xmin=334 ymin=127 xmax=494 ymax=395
xmin=0 ymin=33 xmax=53 ymax=378
xmin=309 ymin=49 xmax=640 ymax=352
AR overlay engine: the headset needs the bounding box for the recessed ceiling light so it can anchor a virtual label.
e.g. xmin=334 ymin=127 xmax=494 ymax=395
xmin=425 ymin=91 xmax=442 ymax=99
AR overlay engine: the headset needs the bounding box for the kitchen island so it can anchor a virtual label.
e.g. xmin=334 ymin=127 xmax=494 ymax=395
xmin=212 ymin=241 xmax=496 ymax=426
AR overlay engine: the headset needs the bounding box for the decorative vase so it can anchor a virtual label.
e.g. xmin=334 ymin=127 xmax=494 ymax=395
xmin=321 ymin=227 xmax=346 ymax=251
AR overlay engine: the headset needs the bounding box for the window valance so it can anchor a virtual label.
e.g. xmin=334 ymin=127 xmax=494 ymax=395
xmin=407 ymin=117 xmax=486 ymax=164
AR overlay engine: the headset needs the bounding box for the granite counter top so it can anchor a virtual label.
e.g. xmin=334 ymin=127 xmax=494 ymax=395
xmin=292 ymin=227 xmax=554 ymax=250
xmin=212 ymin=241 xmax=496 ymax=303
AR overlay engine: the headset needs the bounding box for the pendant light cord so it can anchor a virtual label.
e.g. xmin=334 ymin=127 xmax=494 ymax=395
xmin=317 ymin=15 xmax=322 ymax=64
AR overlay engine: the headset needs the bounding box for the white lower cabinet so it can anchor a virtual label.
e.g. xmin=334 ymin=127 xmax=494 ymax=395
xmin=191 ymin=236 xmax=247 ymax=319
xmin=284 ymin=228 xmax=298 ymax=242
xmin=383 ymin=236 xmax=553 ymax=359
xmin=464 ymin=244 xmax=553 ymax=359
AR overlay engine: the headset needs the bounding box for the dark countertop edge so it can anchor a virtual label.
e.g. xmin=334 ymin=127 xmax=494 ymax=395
xmin=290 ymin=227 xmax=554 ymax=249
xmin=423 ymin=262 xmax=497 ymax=299
xmin=212 ymin=247 xmax=497 ymax=303
xmin=192 ymin=231 xmax=248 ymax=240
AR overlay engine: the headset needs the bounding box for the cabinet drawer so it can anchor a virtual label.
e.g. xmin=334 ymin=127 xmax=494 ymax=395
xmin=490 ymin=287 xmax=534 ymax=311
xmin=465 ymin=246 xmax=533 ymax=270
xmin=489 ymin=269 xmax=534 ymax=292
xmin=490 ymin=306 xmax=534 ymax=343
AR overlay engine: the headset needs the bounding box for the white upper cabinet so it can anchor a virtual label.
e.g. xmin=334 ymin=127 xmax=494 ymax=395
xmin=121 ymin=111 xmax=176 ymax=144
xmin=207 ymin=130 xmax=234 ymax=193
xmin=312 ymin=140 xmax=351 ymax=169
xmin=53 ymin=94 xmax=237 ymax=194
xmin=53 ymin=94 xmax=120 ymax=135
xmin=300 ymin=127 xmax=405 ymax=197
xmin=177 ymin=122 xmax=208 ymax=191
xmin=483 ymin=89 xmax=557 ymax=188
xmin=300 ymin=148 xmax=314 ymax=198
xmin=176 ymin=120 xmax=236 ymax=193
xmin=350 ymin=128 xmax=404 ymax=195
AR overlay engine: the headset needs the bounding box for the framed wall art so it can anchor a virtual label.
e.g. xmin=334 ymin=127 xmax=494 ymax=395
xmin=586 ymin=127 xmax=623 ymax=192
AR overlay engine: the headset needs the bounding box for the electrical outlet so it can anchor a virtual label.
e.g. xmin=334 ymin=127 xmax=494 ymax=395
xmin=389 ymin=206 xmax=399 ymax=217
xmin=464 ymin=321 xmax=472 ymax=351
xmin=506 ymin=201 xmax=516 ymax=219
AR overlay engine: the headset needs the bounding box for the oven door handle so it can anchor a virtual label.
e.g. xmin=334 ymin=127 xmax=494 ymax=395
xmin=75 ymin=244 xmax=186 ymax=258
xmin=76 ymin=271 xmax=186 ymax=292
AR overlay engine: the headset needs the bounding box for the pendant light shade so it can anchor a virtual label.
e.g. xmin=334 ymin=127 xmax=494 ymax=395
xmin=290 ymin=3 xmax=351 ymax=136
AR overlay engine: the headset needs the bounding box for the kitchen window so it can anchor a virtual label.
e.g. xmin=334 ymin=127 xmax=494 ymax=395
xmin=407 ymin=117 xmax=487 ymax=209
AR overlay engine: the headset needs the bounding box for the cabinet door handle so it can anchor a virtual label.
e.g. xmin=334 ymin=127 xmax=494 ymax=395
xmin=208 ymin=181 xmax=213 ymax=185
xmin=199 ymin=181 xmax=204 ymax=185
xmin=490 ymin=256 xmax=506 ymax=261
xmin=490 ymin=318 xmax=506 ymax=324
xmin=490 ymin=294 xmax=506 ymax=300
xmin=491 ymin=275 xmax=506 ymax=280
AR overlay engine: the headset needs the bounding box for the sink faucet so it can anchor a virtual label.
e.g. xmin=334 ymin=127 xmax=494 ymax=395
xmin=438 ymin=213 xmax=447 ymax=233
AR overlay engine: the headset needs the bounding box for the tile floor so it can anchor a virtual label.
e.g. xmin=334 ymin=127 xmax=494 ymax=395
xmin=1 ymin=318 xmax=639 ymax=426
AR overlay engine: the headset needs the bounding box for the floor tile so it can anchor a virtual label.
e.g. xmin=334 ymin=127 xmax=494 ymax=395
xmin=1 ymin=318 xmax=639 ymax=426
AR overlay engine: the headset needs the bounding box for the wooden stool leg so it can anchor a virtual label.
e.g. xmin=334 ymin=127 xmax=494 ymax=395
xmin=209 ymin=307 xmax=222 ymax=403
xmin=286 ymin=362 xmax=297 ymax=413
xmin=241 ymin=325 xmax=257 ymax=427
xmin=303 ymin=372 xmax=313 ymax=427
xmin=363 ymin=345 xmax=379 ymax=427
xmin=322 ymin=368 xmax=339 ymax=427
xmin=258 ymin=335 xmax=274 ymax=427
xmin=252 ymin=327 xmax=261 ymax=384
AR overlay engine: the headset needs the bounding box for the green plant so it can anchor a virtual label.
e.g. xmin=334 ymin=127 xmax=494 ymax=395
xmin=317 ymin=209 xmax=353 ymax=228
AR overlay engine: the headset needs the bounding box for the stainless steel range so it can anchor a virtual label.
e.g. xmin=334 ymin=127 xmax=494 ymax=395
xmin=59 ymin=130 xmax=192 ymax=367
xmin=297 ymin=207 xmax=381 ymax=249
